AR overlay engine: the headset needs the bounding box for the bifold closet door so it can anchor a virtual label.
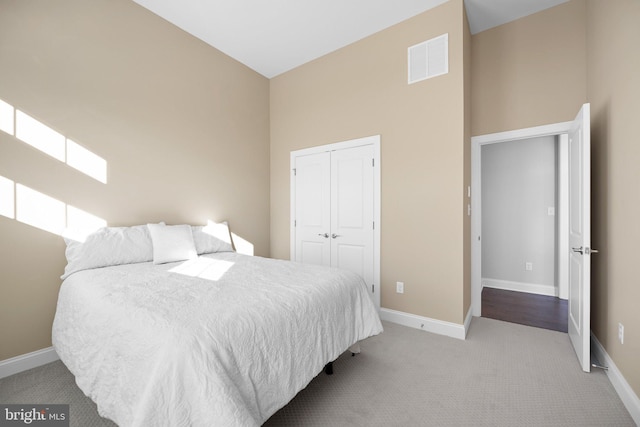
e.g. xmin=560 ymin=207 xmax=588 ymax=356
xmin=294 ymin=151 xmax=331 ymax=266
xmin=330 ymin=145 xmax=374 ymax=287
xmin=293 ymin=145 xmax=374 ymax=289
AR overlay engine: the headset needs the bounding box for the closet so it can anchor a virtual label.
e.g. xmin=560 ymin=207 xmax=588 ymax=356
xmin=290 ymin=136 xmax=380 ymax=308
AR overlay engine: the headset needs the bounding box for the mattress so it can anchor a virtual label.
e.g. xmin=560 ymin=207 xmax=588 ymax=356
xmin=52 ymin=252 xmax=383 ymax=426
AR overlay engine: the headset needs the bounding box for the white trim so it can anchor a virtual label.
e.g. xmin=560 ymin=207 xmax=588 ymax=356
xmin=373 ymin=140 xmax=381 ymax=308
xmin=591 ymin=333 xmax=640 ymax=425
xmin=463 ymin=307 xmax=473 ymax=338
xmin=0 ymin=347 xmax=59 ymax=380
xmin=290 ymin=135 xmax=381 ymax=309
xmin=482 ymin=278 xmax=557 ymax=297
xmin=380 ymin=308 xmax=468 ymax=340
xmin=289 ymin=135 xmax=380 ymax=158
xmin=557 ymin=134 xmax=569 ymax=300
xmin=471 ymin=138 xmax=482 ymax=316
xmin=472 ymin=121 xmax=572 ymax=145
xmin=471 ymin=121 xmax=573 ymax=317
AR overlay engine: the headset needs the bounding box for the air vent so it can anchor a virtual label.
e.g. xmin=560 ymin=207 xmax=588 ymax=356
xmin=408 ymin=33 xmax=448 ymax=84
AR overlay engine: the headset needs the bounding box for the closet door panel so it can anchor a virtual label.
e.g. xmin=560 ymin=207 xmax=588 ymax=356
xmin=331 ymin=145 xmax=374 ymax=287
xmin=294 ymin=152 xmax=331 ymax=266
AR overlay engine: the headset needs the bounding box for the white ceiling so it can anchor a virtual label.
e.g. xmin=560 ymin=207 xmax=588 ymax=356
xmin=131 ymin=0 xmax=568 ymax=79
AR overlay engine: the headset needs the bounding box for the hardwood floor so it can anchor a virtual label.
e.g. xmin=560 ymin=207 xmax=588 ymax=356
xmin=481 ymin=287 xmax=568 ymax=333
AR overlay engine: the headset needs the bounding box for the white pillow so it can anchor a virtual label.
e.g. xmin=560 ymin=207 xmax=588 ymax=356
xmin=147 ymin=223 xmax=197 ymax=264
xmin=192 ymin=220 xmax=234 ymax=254
xmin=62 ymin=225 xmax=155 ymax=279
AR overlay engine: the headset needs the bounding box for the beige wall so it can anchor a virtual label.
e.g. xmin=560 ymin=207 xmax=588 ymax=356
xmin=270 ymin=0 xmax=469 ymax=324
xmin=587 ymin=0 xmax=640 ymax=399
xmin=471 ymin=0 xmax=587 ymax=136
xmin=0 ymin=0 xmax=270 ymax=360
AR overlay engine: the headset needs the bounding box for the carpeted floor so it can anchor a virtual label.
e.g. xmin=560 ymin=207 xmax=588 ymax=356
xmin=0 ymin=318 xmax=635 ymax=426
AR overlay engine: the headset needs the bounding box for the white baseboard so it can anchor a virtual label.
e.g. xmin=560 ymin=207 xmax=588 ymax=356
xmin=463 ymin=306 xmax=473 ymax=338
xmin=591 ymin=333 xmax=640 ymax=425
xmin=380 ymin=307 xmax=468 ymax=340
xmin=483 ymin=278 xmax=557 ymax=297
xmin=0 ymin=347 xmax=59 ymax=380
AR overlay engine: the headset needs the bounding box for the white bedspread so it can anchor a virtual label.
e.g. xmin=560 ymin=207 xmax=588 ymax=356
xmin=52 ymin=252 xmax=382 ymax=426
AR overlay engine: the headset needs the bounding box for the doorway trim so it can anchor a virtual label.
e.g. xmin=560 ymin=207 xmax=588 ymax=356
xmin=471 ymin=121 xmax=572 ymax=317
xmin=290 ymin=135 xmax=381 ymax=309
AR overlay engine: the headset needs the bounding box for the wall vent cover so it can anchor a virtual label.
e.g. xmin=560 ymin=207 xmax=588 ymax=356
xmin=408 ymin=33 xmax=448 ymax=84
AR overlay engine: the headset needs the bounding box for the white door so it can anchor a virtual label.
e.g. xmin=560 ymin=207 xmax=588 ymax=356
xmin=568 ymin=103 xmax=592 ymax=373
xmin=331 ymin=145 xmax=375 ymax=288
xmin=294 ymin=152 xmax=331 ymax=266
xmin=292 ymin=140 xmax=378 ymax=306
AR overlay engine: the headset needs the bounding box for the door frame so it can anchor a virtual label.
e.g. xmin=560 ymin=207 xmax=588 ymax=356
xmin=290 ymin=135 xmax=381 ymax=309
xmin=471 ymin=122 xmax=572 ymax=316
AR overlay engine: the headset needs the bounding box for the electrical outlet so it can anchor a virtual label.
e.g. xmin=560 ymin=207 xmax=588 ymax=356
xmin=396 ymin=281 xmax=404 ymax=294
xmin=525 ymin=262 xmax=533 ymax=271
xmin=619 ymin=323 xmax=624 ymax=344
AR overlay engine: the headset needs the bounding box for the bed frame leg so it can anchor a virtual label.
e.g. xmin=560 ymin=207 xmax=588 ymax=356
xmin=324 ymin=362 xmax=333 ymax=375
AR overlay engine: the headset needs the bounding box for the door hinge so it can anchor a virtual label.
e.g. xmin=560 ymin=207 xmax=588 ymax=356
xmin=293 ymin=168 xmax=296 ymax=176
xmin=372 ymin=284 xmax=374 ymax=293
xmin=372 ymin=158 xmax=375 ymax=167
xmin=373 ymin=221 xmax=375 ymax=230
xmin=294 ymin=220 xmax=296 ymax=227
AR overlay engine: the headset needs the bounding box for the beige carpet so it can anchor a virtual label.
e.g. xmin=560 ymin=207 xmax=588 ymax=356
xmin=0 ymin=318 xmax=635 ymax=426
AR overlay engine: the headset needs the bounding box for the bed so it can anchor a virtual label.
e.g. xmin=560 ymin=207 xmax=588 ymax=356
xmin=52 ymin=223 xmax=383 ymax=426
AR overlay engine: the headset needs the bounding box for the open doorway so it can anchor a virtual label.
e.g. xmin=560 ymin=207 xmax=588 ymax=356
xmin=471 ymin=122 xmax=573 ymax=331
xmin=479 ymin=135 xmax=567 ymax=332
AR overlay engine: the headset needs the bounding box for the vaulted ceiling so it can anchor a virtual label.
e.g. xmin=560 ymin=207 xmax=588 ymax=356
xmin=131 ymin=0 xmax=569 ymax=78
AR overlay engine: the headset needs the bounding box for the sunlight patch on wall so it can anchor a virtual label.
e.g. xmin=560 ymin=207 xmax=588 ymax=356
xmin=1 ymin=175 xmax=106 ymax=241
xmin=0 ymin=99 xmax=14 ymax=135
xmin=1 ymin=99 xmax=107 ymax=184
xmin=67 ymin=139 xmax=107 ymax=184
xmin=203 ymin=220 xmax=234 ymax=245
xmin=16 ymin=110 xmax=66 ymax=162
xmin=16 ymin=184 xmax=66 ymax=235
xmin=64 ymin=205 xmax=108 ymax=242
xmin=201 ymin=220 xmax=254 ymax=256
xmin=231 ymin=232 xmax=254 ymax=256
xmin=0 ymin=176 xmax=15 ymax=219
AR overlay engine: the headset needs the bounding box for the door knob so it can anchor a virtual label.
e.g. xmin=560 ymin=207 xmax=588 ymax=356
xmin=331 ymin=233 xmax=341 ymax=239
xmin=318 ymin=233 xmax=329 ymax=238
xmin=572 ymin=246 xmax=599 ymax=255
